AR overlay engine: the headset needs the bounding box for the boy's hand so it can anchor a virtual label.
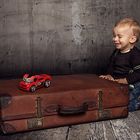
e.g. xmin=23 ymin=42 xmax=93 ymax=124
xmin=99 ymin=75 xmax=115 ymax=81
xmin=99 ymin=75 xmax=128 ymax=84
xmin=114 ymin=78 xmax=128 ymax=84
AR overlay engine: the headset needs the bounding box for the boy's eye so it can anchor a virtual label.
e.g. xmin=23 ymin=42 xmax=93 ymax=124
xmin=113 ymin=34 xmax=116 ymax=38
xmin=113 ymin=33 xmax=116 ymax=37
xmin=118 ymin=36 xmax=122 ymax=38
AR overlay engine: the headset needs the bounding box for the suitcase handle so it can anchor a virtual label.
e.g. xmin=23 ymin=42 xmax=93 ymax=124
xmin=58 ymin=103 xmax=88 ymax=115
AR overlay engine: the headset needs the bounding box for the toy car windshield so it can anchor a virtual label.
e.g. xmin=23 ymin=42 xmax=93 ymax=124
xmin=23 ymin=77 xmax=33 ymax=83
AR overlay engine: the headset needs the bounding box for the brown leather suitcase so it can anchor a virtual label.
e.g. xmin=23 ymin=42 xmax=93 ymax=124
xmin=0 ymin=74 xmax=129 ymax=134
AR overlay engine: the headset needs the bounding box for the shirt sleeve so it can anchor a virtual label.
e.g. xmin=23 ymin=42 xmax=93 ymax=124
xmin=126 ymin=47 xmax=140 ymax=84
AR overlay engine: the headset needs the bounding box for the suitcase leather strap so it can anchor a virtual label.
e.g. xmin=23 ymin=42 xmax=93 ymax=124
xmin=36 ymin=96 xmax=42 ymax=118
xmin=98 ymin=90 xmax=111 ymax=119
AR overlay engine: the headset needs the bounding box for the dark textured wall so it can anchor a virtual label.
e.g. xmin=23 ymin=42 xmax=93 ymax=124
xmin=0 ymin=0 xmax=140 ymax=78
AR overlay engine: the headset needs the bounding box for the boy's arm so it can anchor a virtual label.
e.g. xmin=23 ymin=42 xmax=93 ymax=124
xmin=126 ymin=47 xmax=140 ymax=84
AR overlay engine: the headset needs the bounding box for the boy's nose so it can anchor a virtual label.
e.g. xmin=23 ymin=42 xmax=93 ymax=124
xmin=113 ymin=36 xmax=118 ymax=41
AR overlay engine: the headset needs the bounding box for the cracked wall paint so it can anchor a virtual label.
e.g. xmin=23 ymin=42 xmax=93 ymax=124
xmin=72 ymin=1 xmax=82 ymax=45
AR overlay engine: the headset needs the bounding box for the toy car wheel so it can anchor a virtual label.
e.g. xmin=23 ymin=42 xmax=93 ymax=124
xmin=44 ymin=80 xmax=51 ymax=88
xmin=30 ymin=86 xmax=36 ymax=92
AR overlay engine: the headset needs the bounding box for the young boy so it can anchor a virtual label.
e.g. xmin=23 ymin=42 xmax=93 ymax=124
xmin=100 ymin=18 xmax=140 ymax=112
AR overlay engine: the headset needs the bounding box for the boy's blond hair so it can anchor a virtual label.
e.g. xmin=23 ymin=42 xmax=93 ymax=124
xmin=115 ymin=18 xmax=140 ymax=41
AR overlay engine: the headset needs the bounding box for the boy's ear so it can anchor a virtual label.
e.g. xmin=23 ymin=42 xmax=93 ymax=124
xmin=129 ymin=35 xmax=137 ymax=43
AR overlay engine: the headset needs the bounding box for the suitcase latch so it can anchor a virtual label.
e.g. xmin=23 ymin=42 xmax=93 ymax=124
xmin=98 ymin=110 xmax=111 ymax=119
xmin=27 ymin=118 xmax=43 ymax=129
xmin=27 ymin=97 xmax=43 ymax=129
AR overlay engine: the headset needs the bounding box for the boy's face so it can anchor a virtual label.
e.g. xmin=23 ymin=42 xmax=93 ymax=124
xmin=113 ymin=25 xmax=136 ymax=52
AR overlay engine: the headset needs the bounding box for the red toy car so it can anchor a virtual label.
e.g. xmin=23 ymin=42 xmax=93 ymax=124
xmin=19 ymin=74 xmax=52 ymax=92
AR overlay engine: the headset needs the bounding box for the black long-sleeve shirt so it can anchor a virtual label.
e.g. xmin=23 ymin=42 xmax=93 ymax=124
xmin=107 ymin=47 xmax=140 ymax=84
